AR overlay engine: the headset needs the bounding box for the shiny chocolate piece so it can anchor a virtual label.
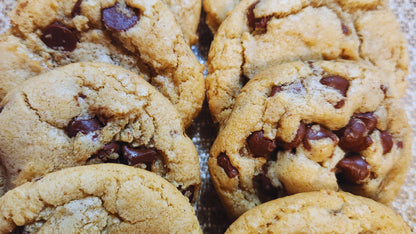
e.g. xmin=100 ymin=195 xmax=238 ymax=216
xmin=277 ymin=122 xmax=306 ymax=150
xmin=303 ymin=125 xmax=338 ymax=151
xmin=320 ymin=75 xmax=349 ymax=97
xmin=95 ymin=142 xmax=121 ymax=160
xmin=247 ymin=131 xmax=277 ymax=157
xmin=354 ymin=112 xmax=377 ymax=133
xmin=41 ymin=23 xmax=77 ymax=51
xmin=121 ymin=145 xmax=158 ymax=168
xmin=217 ymin=153 xmax=239 ymax=178
xmin=65 ymin=117 xmax=103 ymax=137
xmin=247 ymin=1 xmax=270 ymax=33
xmin=380 ymin=130 xmax=393 ymax=154
xmin=270 ymin=86 xmax=283 ymax=97
xmin=337 ymin=155 xmax=370 ymax=184
xmin=334 ymin=99 xmax=345 ymax=109
xmin=338 ymin=117 xmax=373 ymax=152
xmin=102 ymin=3 xmax=139 ymax=32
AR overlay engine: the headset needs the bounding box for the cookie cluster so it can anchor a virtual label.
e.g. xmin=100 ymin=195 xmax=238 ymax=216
xmin=204 ymin=0 xmax=412 ymax=231
xmin=0 ymin=0 xmax=204 ymax=233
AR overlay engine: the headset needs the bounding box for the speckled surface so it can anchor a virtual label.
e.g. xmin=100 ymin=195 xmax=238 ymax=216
xmin=1 ymin=0 xmax=415 ymax=233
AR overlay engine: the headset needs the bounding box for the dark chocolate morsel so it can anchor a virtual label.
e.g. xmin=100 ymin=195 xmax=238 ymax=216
xmin=102 ymin=3 xmax=139 ymax=32
xmin=95 ymin=141 xmax=121 ymax=160
xmin=277 ymin=122 xmax=306 ymax=150
xmin=247 ymin=1 xmax=270 ymax=33
xmin=396 ymin=141 xmax=403 ymax=149
xmin=338 ymin=117 xmax=373 ymax=152
xmin=270 ymin=85 xmax=283 ymax=97
xmin=303 ymin=125 xmax=338 ymax=151
xmin=336 ymin=154 xmax=370 ymax=184
xmin=379 ymin=130 xmax=393 ymax=154
xmin=121 ymin=145 xmax=158 ymax=168
xmin=334 ymin=99 xmax=345 ymax=109
xmin=41 ymin=23 xmax=77 ymax=51
xmin=247 ymin=131 xmax=277 ymax=157
xmin=65 ymin=117 xmax=103 ymax=137
xmin=341 ymin=23 xmax=351 ymax=35
xmin=354 ymin=112 xmax=377 ymax=133
xmin=71 ymin=0 xmax=83 ymax=17
xmin=320 ymin=75 xmax=349 ymax=97
xmin=217 ymin=153 xmax=239 ymax=178
xmin=247 ymin=1 xmax=259 ymax=29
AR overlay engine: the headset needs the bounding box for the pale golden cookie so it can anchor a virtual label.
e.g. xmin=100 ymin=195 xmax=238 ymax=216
xmin=206 ymin=0 xmax=409 ymax=125
xmin=226 ymin=190 xmax=411 ymax=233
xmin=209 ymin=61 xmax=411 ymax=219
xmin=0 ymin=0 xmax=205 ymax=126
xmin=0 ymin=62 xmax=200 ymax=202
xmin=0 ymin=164 xmax=202 ymax=233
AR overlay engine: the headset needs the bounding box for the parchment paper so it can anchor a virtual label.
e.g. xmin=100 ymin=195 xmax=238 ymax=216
xmin=0 ymin=0 xmax=415 ymax=233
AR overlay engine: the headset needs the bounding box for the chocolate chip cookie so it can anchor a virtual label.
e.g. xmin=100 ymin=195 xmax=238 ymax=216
xmin=226 ymin=190 xmax=411 ymax=233
xmin=0 ymin=0 xmax=205 ymax=126
xmin=206 ymin=0 xmax=409 ymax=125
xmin=0 ymin=62 xmax=201 ymax=202
xmin=208 ymin=60 xmax=412 ymax=219
xmin=0 ymin=164 xmax=202 ymax=233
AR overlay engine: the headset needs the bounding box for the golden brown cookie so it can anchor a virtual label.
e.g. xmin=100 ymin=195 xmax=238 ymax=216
xmin=0 ymin=164 xmax=202 ymax=233
xmin=0 ymin=62 xmax=200 ymax=202
xmin=226 ymin=190 xmax=411 ymax=233
xmin=206 ymin=0 xmax=409 ymax=125
xmin=209 ymin=60 xmax=411 ymax=219
xmin=0 ymin=0 xmax=205 ymax=126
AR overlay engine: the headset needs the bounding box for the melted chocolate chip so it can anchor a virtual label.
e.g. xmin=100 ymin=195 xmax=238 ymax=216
xmin=396 ymin=141 xmax=403 ymax=149
xmin=65 ymin=117 xmax=103 ymax=137
xmin=247 ymin=1 xmax=259 ymax=29
xmin=334 ymin=99 xmax=345 ymax=109
xmin=303 ymin=125 xmax=338 ymax=151
xmin=354 ymin=112 xmax=377 ymax=133
xmin=217 ymin=153 xmax=238 ymax=178
xmin=41 ymin=23 xmax=77 ymax=51
xmin=121 ymin=145 xmax=158 ymax=169
xmin=336 ymin=155 xmax=370 ymax=184
xmin=247 ymin=1 xmax=270 ymax=33
xmin=270 ymin=86 xmax=283 ymax=97
xmin=277 ymin=122 xmax=306 ymax=150
xmin=102 ymin=3 xmax=139 ymax=32
xmin=320 ymin=75 xmax=349 ymax=97
xmin=338 ymin=117 xmax=373 ymax=152
xmin=341 ymin=23 xmax=351 ymax=35
xmin=247 ymin=131 xmax=277 ymax=157
xmin=71 ymin=0 xmax=83 ymax=17
xmin=379 ymin=130 xmax=393 ymax=154
xmin=95 ymin=142 xmax=121 ymax=160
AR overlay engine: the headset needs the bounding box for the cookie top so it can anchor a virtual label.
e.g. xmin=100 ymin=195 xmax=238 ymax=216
xmin=203 ymin=0 xmax=239 ymax=32
xmin=0 ymin=62 xmax=201 ymax=202
xmin=0 ymin=0 xmax=205 ymax=126
xmin=164 ymin=0 xmax=201 ymax=45
xmin=0 ymin=164 xmax=202 ymax=233
xmin=226 ymin=190 xmax=411 ymax=233
xmin=208 ymin=60 xmax=412 ymax=219
xmin=206 ymin=0 xmax=409 ymax=125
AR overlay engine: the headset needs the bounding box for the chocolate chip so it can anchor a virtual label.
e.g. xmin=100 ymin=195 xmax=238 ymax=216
xmin=270 ymin=86 xmax=283 ymax=97
xmin=341 ymin=23 xmax=351 ymax=35
xmin=217 ymin=153 xmax=238 ymax=178
xmin=303 ymin=125 xmax=338 ymax=151
xmin=102 ymin=3 xmax=139 ymax=32
xmin=379 ymin=130 xmax=393 ymax=154
xmin=354 ymin=112 xmax=377 ymax=133
xmin=277 ymin=122 xmax=306 ymax=150
xmin=95 ymin=142 xmax=121 ymax=160
xmin=336 ymin=155 xmax=370 ymax=184
xmin=247 ymin=1 xmax=270 ymax=33
xmin=338 ymin=117 xmax=373 ymax=152
xmin=0 ymin=106 xmax=4 ymax=114
xmin=179 ymin=185 xmax=195 ymax=202
xmin=396 ymin=141 xmax=403 ymax=149
xmin=320 ymin=75 xmax=349 ymax=97
xmin=247 ymin=131 xmax=277 ymax=157
xmin=41 ymin=23 xmax=77 ymax=51
xmin=121 ymin=145 xmax=158 ymax=169
xmin=71 ymin=0 xmax=83 ymax=17
xmin=334 ymin=99 xmax=345 ymax=109
xmin=65 ymin=117 xmax=103 ymax=137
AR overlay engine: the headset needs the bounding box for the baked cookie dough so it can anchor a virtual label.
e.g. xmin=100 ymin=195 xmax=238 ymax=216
xmin=206 ymin=0 xmax=409 ymax=125
xmin=0 ymin=164 xmax=202 ymax=233
xmin=226 ymin=190 xmax=411 ymax=233
xmin=208 ymin=60 xmax=412 ymax=219
xmin=0 ymin=0 xmax=205 ymax=126
xmin=0 ymin=62 xmax=200 ymax=202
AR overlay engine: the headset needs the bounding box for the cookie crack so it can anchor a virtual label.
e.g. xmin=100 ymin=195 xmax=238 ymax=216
xmin=22 ymin=91 xmax=60 ymax=129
